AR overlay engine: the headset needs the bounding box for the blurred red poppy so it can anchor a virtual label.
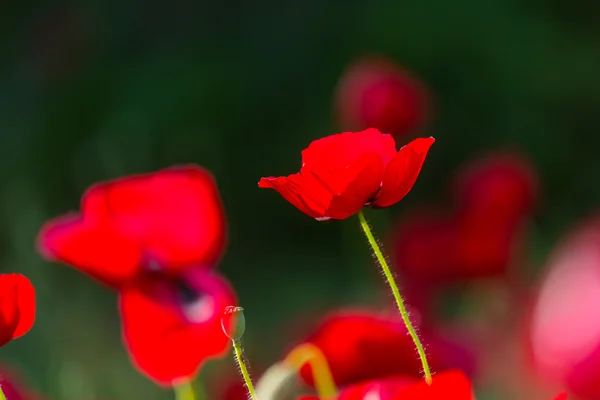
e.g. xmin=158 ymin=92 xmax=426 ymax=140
xmin=37 ymin=165 xmax=233 ymax=387
xmin=528 ymin=218 xmax=600 ymax=400
xmin=335 ymin=56 xmax=429 ymax=138
xmin=37 ymin=165 xmax=227 ymax=289
xmin=0 ymin=274 xmax=35 ymax=347
xmin=120 ymin=267 xmax=236 ymax=386
xmin=300 ymin=370 xmax=472 ymax=400
xmin=452 ymin=151 xmax=538 ymax=225
xmin=392 ymin=151 xmax=537 ymax=283
xmin=259 ymin=129 xmax=434 ymax=220
xmin=296 ymin=310 xmax=475 ymax=387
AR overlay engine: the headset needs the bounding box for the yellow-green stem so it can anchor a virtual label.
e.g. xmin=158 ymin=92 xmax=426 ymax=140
xmin=284 ymin=343 xmax=337 ymax=399
xmin=233 ymin=340 xmax=258 ymax=400
xmin=357 ymin=209 xmax=432 ymax=384
xmin=174 ymin=380 xmax=196 ymax=400
xmin=0 ymin=385 xmax=6 ymax=400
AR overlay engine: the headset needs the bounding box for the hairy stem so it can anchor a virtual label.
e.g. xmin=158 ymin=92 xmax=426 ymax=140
xmin=357 ymin=209 xmax=432 ymax=384
xmin=233 ymin=339 xmax=258 ymax=400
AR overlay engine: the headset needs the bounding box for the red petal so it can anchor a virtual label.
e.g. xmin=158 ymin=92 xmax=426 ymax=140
xmin=322 ymin=152 xmax=384 ymax=220
xmin=0 ymin=274 xmax=35 ymax=346
xmin=398 ymin=370 xmax=474 ymax=399
xmin=338 ymin=377 xmax=415 ymax=400
xmin=299 ymin=311 xmax=427 ymax=386
xmin=372 ymin=137 xmax=434 ymax=208
xmin=83 ymin=165 xmax=227 ymax=269
xmin=37 ymin=215 xmax=141 ymax=289
xmin=258 ymin=173 xmax=331 ymax=219
xmin=552 ymin=394 xmax=567 ymax=400
xmin=301 ymin=129 xmax=397 ymax=168
xmin=119 ymin=270 xmax=236 ymax=386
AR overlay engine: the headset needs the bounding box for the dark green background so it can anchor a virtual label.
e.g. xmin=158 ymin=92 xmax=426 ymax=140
xmin=1 ymin=1 xmax=599 ymax=398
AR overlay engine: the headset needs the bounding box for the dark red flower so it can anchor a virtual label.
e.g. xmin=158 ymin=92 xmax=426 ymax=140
xmin=296 ymin=310 xmax=475 ymax=387
xmin=527 ymin=217 xmax=600 ymax=400
xmin=259 ymin=129 xmax=434 ymax=220
xmin=119 ymin=267 xmax=236 ymax=386
xmin=334 ymin=56 xmax=429 ymax=138
xmin=37 ymin=165 xmax=227 ymax=289
xmin=0 ymin=274 xmax=35 ymax=347
xmin=452 ymin=151 xmax=538 ymax=225
xmin=392 ymin=151 xmax=537 ymax=283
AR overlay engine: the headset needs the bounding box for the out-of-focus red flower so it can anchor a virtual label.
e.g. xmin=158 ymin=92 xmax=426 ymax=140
xmin=552 ymin=394 xmax=568 ymax=400
xmin=0 ymin=363 xmax=45 ymax=400
xmin=37 ymin=165 xmax=227 ymax=289
xmin=37 ymin=165 xmax=234 ymax=387
xmin=334 ymin=56 xmax=429 ymax=138
xmin=392 ymin=208 xmax=459 ymax=284
xmin=300 ymin=370 xmax=472 ymax=400
xmin=392 ymin=151 xmax=538 ymax=283
xmin=395 ymin=370 xmax=474 ymax=399
xmin=0 ymin=274 xmax=35 ymax=347
xmin=528 ymin=218 xmax=600 ymax=400
xmin=120 ymin=267 xmax=236 ymax=386
xmin=452 ymin=151 xmax=538 ymax=225
xmin=259 ymin=129 xmax=434 ymax=220
xmin=217 ymin=378 xmax=249 ymax=400
xmin=296 ymin=310 xmax=475 ymax=387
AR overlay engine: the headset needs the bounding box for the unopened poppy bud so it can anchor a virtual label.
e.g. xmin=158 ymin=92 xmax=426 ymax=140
xmin=222 ymin=306 xmax=246 ymax=341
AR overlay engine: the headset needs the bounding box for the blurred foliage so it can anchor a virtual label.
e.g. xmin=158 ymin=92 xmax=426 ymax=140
xmin=1 ymin=0 xmax=600 ymax=399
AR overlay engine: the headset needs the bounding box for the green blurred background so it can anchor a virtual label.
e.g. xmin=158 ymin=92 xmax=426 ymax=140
xmin=2 ymin=0 xmax=600 ymax=398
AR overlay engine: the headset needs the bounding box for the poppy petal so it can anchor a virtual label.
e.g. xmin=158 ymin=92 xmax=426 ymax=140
xmin=321 ymin=152 xmax=384 ymax=220
xmin=119 ymin=270 xmax=236 ymax=386
xmin=372 ymin=137 xmax=434 ymax=208
xmin=258 ymin=173 xmax=331 ymax=219
xmin=11 ymin=275 xmax=35 ymax=339
xmin=301 ymin=129 xmax=397 ymax=168
xmin=0 ymin=274 xmax=35 ymax=346
xmin=552 ymin=394 xmax=567 ymax=400
xmin=398 ymin=369 xmax=474 ymax=399
xmin=82 ymin=165 xmax=227 ymax=269
xmin=37 ymin=214 xmax=141 ymax=289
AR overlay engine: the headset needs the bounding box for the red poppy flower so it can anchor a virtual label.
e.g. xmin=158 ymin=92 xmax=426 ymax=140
xmin=300 ymin=370 xmax=472 ymax=400
xmin=296 ymin=310 xmax=475 ymax=387
xmin=528 ymin=217 xmax=600 ymax=400
xmin=37 ymin=165 xmax=227 ymax=289
xmin=119 ymin=267 xmax=236 ymax=386
xmin=334 ymin=56 xmax=429 ymax=138
xmin=259 ymin=129 xmax=434 ymax=220
xmin=0 ymin=274 xmax=35 ymax=347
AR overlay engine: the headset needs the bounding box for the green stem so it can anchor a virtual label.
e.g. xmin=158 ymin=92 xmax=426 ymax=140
xmin=233 ymin=339 xmax=258 ymax=400
xmin=0 ymin=384 xmax=6 ymax=400
xmin=357 ymin=209 xmax=432 ymax=384
xmin=174 ymin=380 xmax=197 ymax=400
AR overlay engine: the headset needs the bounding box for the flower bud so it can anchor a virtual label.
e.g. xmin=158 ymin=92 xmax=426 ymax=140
xmin=222 ymin=305 xmax=246 ymax=341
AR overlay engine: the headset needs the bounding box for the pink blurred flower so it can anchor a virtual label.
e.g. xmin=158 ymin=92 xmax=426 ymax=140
xmin=528 ymin=217 xmax=600 ymax=399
